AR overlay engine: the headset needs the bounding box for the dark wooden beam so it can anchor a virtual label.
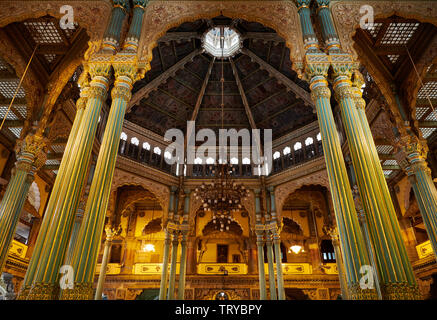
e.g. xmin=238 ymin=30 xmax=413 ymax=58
xmin=242 ymin=48 xmax=313 ymax=107
xmin=128 ymin=48 xmax=202 ymax=111
xmin=3 ymin=120 xmax=24 ymax=128
xmin=419 ymin=121 xmax=437 ymax=128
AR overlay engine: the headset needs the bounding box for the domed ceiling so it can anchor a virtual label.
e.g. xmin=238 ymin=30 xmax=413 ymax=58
xmin=127 ymin=16 xmax=315 ymax=140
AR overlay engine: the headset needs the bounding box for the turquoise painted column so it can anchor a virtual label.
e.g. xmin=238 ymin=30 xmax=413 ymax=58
xmin=0 ymin=133 xmax=47 ymax=272
xmin=167 ymin=232 xmax=179 ymax=300
xmin=94 ymin=226 xmax=118 ymax=300
xmin=64 ymin=211 xmax=83 ymax=265
xmin=17 ymin=88 xmax=88 ymax=299
xmin=61 ymin=60 xmax=139 ymax=300
xmin=254 ymin=190 xmax=267 ymax=300
xmin=26 ymin=62 xmax=111 ymax=300
xmin=159 ymin=230 xmax=171 ymax=300
xmin=123 ymin=0 xmax=148 ymax=51
xmin=315 ymin=0 xmax=341 ymax=51
xmin=396 ymin=136 xmax=437 ymax=262
xmin=296 ymin=0 xmax=319 ymax=51
xmin=265 ymin=232 xmax=277 ymax=300
xmin=332 ymin=60 xmax=419 ymax=299
xmin=177 ymin=190 xmax=190 ymax=300
xmin=102 ymin=0 xmax=130 ymax=52
xmin=304 ymin=51 xmax=376 ymax=299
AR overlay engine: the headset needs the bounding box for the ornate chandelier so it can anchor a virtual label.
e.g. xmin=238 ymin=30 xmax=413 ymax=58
xmin=194 ymin=163 xmax=249 ymax=232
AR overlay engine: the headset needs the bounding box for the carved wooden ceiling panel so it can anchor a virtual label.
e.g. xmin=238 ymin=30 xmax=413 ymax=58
xmin=127 ymin=16 xmax=314 ymax=140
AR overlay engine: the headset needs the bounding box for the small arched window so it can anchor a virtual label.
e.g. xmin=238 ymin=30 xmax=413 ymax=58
xmin=230 ymin=157 xmax=239 ymax=164
xmin=143 ymin=142 xmax=151 ymax=150
xmin=153 ymin=147 xmax=161 ymax=155
xmin=273 ymin=151 xmax=281 ymax=160
xmin=283 ymin=147 xmax=291 ymax=155
xmin=206 ymin=157 xmax=215 ymax=165
xmin=164 ymin=151 xmax=172 ymax=160
xmin=131 ymin=137 xmax=140 ymax=146
xmin=194 ymin=157 xmax=203 ymax=164
xmin=120 ymin=132 xmax=127 ymax=141
xmin=242 ymin=157 xmax=250 ymax=165
xmin=305 ymin=137 xmax=314 ymax=146
xmin=294 ymin=142 xmax=302 ymax=151
xmin=316 ymin=133 xmax=322 ymax=141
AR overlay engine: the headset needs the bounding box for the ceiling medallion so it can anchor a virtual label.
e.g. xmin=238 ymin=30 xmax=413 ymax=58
xmin=202 ymin=26 xmax=242 ymax=58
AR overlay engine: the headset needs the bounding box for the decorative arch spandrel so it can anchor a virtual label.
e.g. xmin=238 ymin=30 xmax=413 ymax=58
xmin=139 ymin=1 xmax=304 ymax=73
xmin=274 ymin=170 xmax=330 ymax=221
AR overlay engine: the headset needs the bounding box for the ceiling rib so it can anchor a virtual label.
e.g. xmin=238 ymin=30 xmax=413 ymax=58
xmin=242 ymin=48 xmax=313 ymax=107
xmin=128 ymin=48 xmax=203 ymax=111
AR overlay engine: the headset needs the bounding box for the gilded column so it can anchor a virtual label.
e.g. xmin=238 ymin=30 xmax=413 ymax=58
xmin=304 ymin=51 xmax=376 ymax=299
xmin=315 ymin=0 xmax=341 ymax=51
xmin=18 ymin=86 xmax=89 ymax=299
xmin=177 ymin=232 xmax=188 ymax=300
xmin=64 ymin=210 xmax=83 ymax=265
xmin=102 ymin=0 xmax=130 ymax=52
xmin=159 ymin=230 xmax=171 ymax=300
xmin=396 ymin=136 xmax=437 ymax=261
xmin=265 ymin=231 xmax=277 ymax=300
xmin=26 ymin=61 xmax=111 ymax=300
xmin=325 ymin=226 xmax=349 ymax=300
xmin=255 ymin=189 xmax=267 ymax=300
xmin=272 ymin=231 xmax=285 ymax=300
xmin=167 ymin=232 xmax=179 ymax=300
xmin=332 ymin=60 xmax=419 ymax=299
xmin=0 ymin=132 xmax=47 ymax=272
xmin=94 ymin=225 xmax=118 ymax=300
xmin=61 ymin=57 xmax=140 ymax=299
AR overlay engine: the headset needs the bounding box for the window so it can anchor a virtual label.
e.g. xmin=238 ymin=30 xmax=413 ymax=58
xmin=294 ymin=142 xmax=302 ymax=151
xmin=194 ymin=157 xmax=203 ymax=164
xmin=153 ymin=147 xmax=161 ymax=155
xmin=131 ymin=137 xmax=139 ymax=146
xmin=242 ymin=157 xmax=250 ymax=165
xmin=202 ymin=27 xmax=241 ymax=58
xmin=230 ymin=157 xmax=238 ymax=164
xmin=143 ymin=142 xmax=150 ymax=150
xmin=316 ymin=133 xmax=321 ymax=141
xmin=283 ymin=147 xmax=291 ymax=155
xmin=206 ymin=157 xmax=215 ymax=164
xmin=305 ymin=137 xmax=314 ymax=146
xmin=320 ymin=240 xmax=336 ymax=263
xmin=273 ymin=151 xmax=280 ymax=160
xmin=164 ymin=151 xmax=172 ymax=160
xmin=120 ymin=132 xmax=127 ymax=141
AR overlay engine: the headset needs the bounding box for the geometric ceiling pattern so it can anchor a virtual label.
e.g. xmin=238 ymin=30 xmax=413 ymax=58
xmin=127 ymin=16 xmax=315 ymax=140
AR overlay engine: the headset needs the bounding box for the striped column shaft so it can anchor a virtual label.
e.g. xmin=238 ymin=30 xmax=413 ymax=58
xmin=167 ymin=234 xmax=179 ymax=300
xmin=18 ymin=96 xmax=87 ymax=299
xmin=177 ymin=233 xmax=188 ymax=300
xmin=296 ymin=0 xmax=319 ymax=50
xmin=334 ymin=76 xmax=419 ymax=299
xmin=61 ymin=76 xmax=132 ymax=300
xmin=94 ymin=234 xmax=113 ymax=300
xmin=407 ymin=158 xmax=437 ymax=261
xmin=123 ymin=0 xmax=147 ymax=51
xmin=273 ymin=233 xmax=285 ymax=300
xmin=0 ymin=166 xmax=34 ymax=272
xmin=266 ymin=235 xmax=277 ymax=300
xmin=330 ymin=231 xmax=349 ymax=300
xmin=27 ymin=70 xmax=110 ymax=300
xmin=256 ymin=234 xmax=267 ymax=300
xmin=159 ymin=231 xmax=171 ymax=300
xmin=309 ymin=75 xmax=376 ymax=299
xmin=64 ymin=211 xmax=83 ymax=266
xmin=315 ymin=0 xmax=341 ymax=51
xmin=103 ymin=1 xmax=129 ymax=52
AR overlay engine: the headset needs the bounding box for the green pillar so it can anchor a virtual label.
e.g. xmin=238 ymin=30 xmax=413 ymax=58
xmin=94 ymin=226 xmax=117 ymax=300
xmin=26 ymin=62 xmax=111 ymax=300
xmin=305 ymin=51 xmax=376 ymax=299
xmin=0 ymin=133 xmax=47 ymax=272
xmin=61 ymin=59 xmax=138 ymax=300
xmin=159 ymin=230 xmax=171 ymax=300
xmin=266 ymin=233 xmax=277 ymax=300
xmin=332 ymin=61 xmax=419 ymax=299
xmin=17 ymin=90 xmax=88 ymax=299
xmin=396 ymin=136 xmax=437 ymax=262
xmin=64 ymin=211 xmax=83 ymax=266
xmin=167 ymin=232 xmax=179 ymax=300
xmin=177 ymin=233 xmax=188 ymax=300
xmin=273 ymin=231 xmax=285 ymax=300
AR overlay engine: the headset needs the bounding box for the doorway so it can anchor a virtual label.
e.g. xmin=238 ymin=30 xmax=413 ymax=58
xmin=217 ymin=245 xmax=228 ymax=263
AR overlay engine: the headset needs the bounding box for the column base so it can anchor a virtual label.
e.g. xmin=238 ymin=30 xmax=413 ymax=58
xmin=60 ymin=282 xmax=94 ymax=300
xmin=348 ymin=283 xmax=378 ymax=300
xmin=381 ymin=283 xmax=422 ymax=300
xmin=16 ymin=285 xmax=31 ymax=300
xmin=27 ymin=283 xmax=59 ymax=300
